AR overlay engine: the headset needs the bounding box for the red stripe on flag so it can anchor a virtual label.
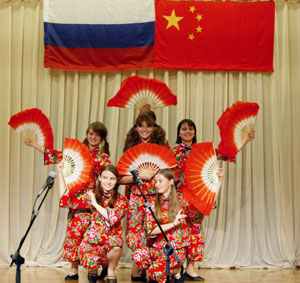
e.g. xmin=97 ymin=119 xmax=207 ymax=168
xmin=44 ymin=45 xmax=154 ymax=71
xmin=154 ymin=1 xmax=275 ymax=72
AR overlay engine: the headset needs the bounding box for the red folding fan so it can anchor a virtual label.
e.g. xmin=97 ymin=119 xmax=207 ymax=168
xmin=217 ymin=101 xmax=259 ymax=159
xmin=8 ymin=108 xmax=54 ymax=149
xmin=184 ymin=142 xmax=220 ymax=216
xmin=63 ymin=138 xmax=93 ymax=195
xmin=116 ymin=143 xmax=177 ymax=176
xmin=107 ymin=76 xmax=177 ymax=109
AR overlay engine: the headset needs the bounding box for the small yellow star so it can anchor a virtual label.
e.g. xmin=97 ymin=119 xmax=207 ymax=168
xmin=188 ymin=34 xmax=195 ymax=41
xmin=189 ymin=6 xmax=196 ymax=13
xmin=163 ymin=9 xmax=184 ymax=30
xmin=196 ymin=14 xmax=203 ymax=21
xmin=196 ymin=26 xmax=203 ymax=33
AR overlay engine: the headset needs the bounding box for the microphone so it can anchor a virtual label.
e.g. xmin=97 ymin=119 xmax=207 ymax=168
xmin=129 ymin=166 xmax=143 ymax=185
xmin=37 ymin=171 xmax=56 ymax=197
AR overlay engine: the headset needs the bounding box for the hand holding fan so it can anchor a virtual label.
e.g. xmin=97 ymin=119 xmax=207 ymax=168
xmin=63 ymin=138 xmax=93 ymax=195
xmin=217 ymin=101 xmax=259 ymax=159
xmin=116 ymin=143 xmax=177 ymax=176
xmin=184 ymin=142 xmax=221 ymax=216
xmin=8 ymin=108 xmax=54 ymax=149
xmin=107 ymin=76 xmax=177 ymax=110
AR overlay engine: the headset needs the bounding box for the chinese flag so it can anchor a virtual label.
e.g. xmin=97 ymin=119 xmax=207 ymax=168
xmin=154 ymin=0 xmax=275 ymax=71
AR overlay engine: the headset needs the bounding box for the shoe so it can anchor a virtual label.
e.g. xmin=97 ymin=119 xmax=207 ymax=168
xmin=183 ymin=272 xmax=205 ymax=281
xmin=65 ymin=274 xmax=79 ymax=281
xmin=172 ymin=266 xmax=184 ymax=283
xmin=107 ymin=276 xmax=118 ymax=283
xmin=88 ymin=272 xmax=98 ymax=283
xmin=148 ymin=280 xmax=158 ymax=283
xmin=98 ymin=266 xmax=108 ymax=280
xmin=131 ymin=275 xmax=147 ymax=282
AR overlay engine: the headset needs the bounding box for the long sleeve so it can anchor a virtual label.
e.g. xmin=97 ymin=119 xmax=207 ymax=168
xmin=60 ymin=182 xmax=94 ymax=210
xmin=44 ymin=148 xmax=63 ymax=165
xmin=106 ymin=195 xmax=129 ymax=227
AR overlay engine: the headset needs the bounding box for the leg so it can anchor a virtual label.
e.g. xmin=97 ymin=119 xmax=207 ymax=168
xmin=78 ymin=241 xmax=102 ymax=283
xmin=70 ymin=261 xmax=79 ymax=275
xmin=126 ymin=194 xmax=148 ymax=282
xmin=147 ymin=248 xmax=185 ymax=283
xmin=107 ymin=246 xmax=123 ymax=278
xmin=184 ymin=202 xmax=205 ymax=281
xmin=186 ymin=260 xmax=197 ymax=276
xmin=184 ymin=261 xmax=205 ymax=281
xmin=132 ymin=263 xmax=140 ymax=277
xmin=63 ymin=211 xmax=91 ymax=279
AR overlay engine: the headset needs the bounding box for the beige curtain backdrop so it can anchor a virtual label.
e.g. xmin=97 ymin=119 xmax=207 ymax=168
xmin=0 ymin=0 xmax=299 ymax=268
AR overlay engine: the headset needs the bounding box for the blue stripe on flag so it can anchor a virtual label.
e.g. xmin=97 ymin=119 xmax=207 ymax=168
xmin=44 ymin=22 xmax=155 ymax=48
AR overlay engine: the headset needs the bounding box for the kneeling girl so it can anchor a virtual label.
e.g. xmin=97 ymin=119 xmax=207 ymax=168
xmin=133 ymin=168 xmax=191 ymax=283
xmin=57 ymin=164 xmax=128 ymax=283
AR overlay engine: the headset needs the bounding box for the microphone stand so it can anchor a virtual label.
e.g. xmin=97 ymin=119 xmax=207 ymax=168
xmin=10 ymin=181 xmax=54 ymax=283
xmin=132 ymin=176 xmax=180 ymax=283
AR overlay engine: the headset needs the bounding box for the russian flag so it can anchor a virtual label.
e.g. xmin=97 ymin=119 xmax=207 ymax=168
xmin=44 ymin=0 xmax=155 ymax=71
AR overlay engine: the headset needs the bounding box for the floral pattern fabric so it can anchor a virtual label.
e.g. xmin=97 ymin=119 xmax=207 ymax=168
xmin=84 ymin=192 xmax=128 ymax=245
xmin=133 ymin=195 xmax=190 ymax=283
xmin=44 ymin=148 xmax=63 ymax=165
xmin=133 ymin=247 xmax=186 ymax=283
xmin=145 ymin=196 xmax=191 ymax=250
xmin=171 ymin=143 xmax=209 ymax=262
xmin=44 ymin=146 xmax=111 ymax=263
xmin=126 ymin=180 xmax=156 ymax=251
xmin=79 ymin=191 xmax=128 ymax=271
xmin=62 ymin=210 xmax=91 ymax=262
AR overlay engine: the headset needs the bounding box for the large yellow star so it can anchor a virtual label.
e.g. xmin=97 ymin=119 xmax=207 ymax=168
xmin=163 ymin=9 xmax=183 ymax=30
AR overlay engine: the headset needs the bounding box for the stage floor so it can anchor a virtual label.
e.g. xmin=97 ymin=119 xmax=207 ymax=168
xmin=1 ymin=266 xmax=299 ymax=283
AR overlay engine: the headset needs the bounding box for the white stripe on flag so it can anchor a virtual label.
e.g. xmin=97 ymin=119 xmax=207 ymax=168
xmin=44 ymin=0 xmax=155 ymax=24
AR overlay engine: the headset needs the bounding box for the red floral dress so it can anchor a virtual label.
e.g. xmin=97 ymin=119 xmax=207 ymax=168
xmin=125 ymin=139 xmax=171 ymax=252
xmin=44 ymin=147 xmax=111 ymax=263
xmin=133 ymin=195 xmax=192 ymax=283
xmin=172 ymin=143 xmax=234 ymax=262
xmin=78 ymin=191 xmax=128 ymax=271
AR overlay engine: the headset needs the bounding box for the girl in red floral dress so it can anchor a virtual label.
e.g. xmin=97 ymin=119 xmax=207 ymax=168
xmin=120 ymin=113 xmax=170 ymax=281
xmin=25 ymin=122 xmax=111 ymax=281
xmin=57 ymin=164 xmax=128 ymax=283
xmin=172 ymin=119 xmax=253 ymax=281
xmin=133 ymin=168 xmax=191 ymax=283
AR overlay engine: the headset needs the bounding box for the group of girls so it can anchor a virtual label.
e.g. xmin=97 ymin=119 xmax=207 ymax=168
xmin=25 ymin=110 xmax=254 ymax=283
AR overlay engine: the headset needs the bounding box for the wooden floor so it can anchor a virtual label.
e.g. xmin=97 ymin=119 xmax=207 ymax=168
xmin=1 ymin=266 xmax=299 ymax=283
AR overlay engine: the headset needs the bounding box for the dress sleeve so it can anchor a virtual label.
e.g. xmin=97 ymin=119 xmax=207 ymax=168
xmin=145 ymin=204 xmax=158 ymax=236
xmin=44 ymin=148 xmax=63 ymax=165
xmin=215 ymin=148 xmax=236 ymax=163
xmin=106 ymin=195 xmax=129 ymax=227
xmin=59 ymin=182 xmax=94 ymax=209
xmin=94 ymin=152 xmax=111 ymax=168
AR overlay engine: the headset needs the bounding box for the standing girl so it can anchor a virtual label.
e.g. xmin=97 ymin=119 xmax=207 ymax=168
xmin=25 ymin=121 xmax=111 ymax=280
xmin=172 ymin=119 xmax=252 ymax=281
xmin=120 ymin=113 xmax=170 ymax=281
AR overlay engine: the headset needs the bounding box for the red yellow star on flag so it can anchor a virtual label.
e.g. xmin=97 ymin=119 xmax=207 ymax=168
xmin=154 ymin=0 xmax=275 ymax=71
xmin=163 ymin=9 xmax=183 ymax=30
xmin=162 ymin=6 xmax=203 ymax=41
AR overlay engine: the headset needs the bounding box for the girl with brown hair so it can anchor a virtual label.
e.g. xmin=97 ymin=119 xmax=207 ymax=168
xmin=120 ymin=113 xmax=170 ymax=281
xmin=133 ymin=168 xmax=190 ymax=283
xmin=25 ymin=121 xmax=111 ymax=281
